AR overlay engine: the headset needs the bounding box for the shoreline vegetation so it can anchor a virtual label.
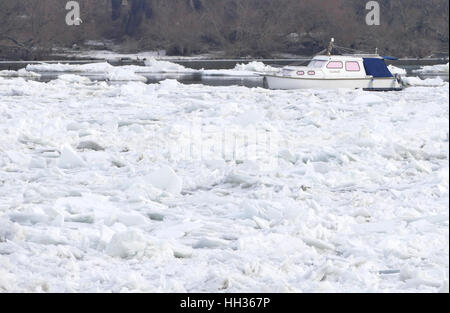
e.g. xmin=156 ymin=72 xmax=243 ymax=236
xmin=1 ymin=0 xmax=449 ymax=61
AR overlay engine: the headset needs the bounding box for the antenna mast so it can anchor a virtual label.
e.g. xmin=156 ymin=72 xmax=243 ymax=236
xmin=327 ymin=38 xmax=335 ymax=56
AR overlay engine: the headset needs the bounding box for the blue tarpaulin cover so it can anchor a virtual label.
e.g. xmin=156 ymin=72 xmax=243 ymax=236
xmin=363 ymin=58 xmax=393 ymax=78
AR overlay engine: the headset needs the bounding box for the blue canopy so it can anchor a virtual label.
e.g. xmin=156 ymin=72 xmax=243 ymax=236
xmin=363 ymin=58 xmax=393 ymax=78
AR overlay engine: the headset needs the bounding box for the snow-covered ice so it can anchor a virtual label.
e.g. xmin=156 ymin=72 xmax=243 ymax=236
xmin=0 ymin=69 xmax=448 ymax=293
xmin=402 ymin=76 xmax=447 ymax=87
xmin=388 ymin=65 xmax=407 ymax=76
xmin=414 ymin=63 xmax=449 ymax=74
xmin=202 ymin=61 xmax=279 ymax=77
xmin=26 ymin=60 xmax=278 ymax=78
xmin=0 ymin=69 xmax=41 ymax=79
xmin=26 ymin=60 xmax=194 ymax=79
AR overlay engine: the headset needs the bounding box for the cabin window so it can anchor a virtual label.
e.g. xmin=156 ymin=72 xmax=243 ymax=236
xmin=308 ymin=60 xmax=327 ymax=68
xmin=346 ymin=61 xmax=361 ymax=72
xmin=327 ymin=61 xmax=343 ymax=69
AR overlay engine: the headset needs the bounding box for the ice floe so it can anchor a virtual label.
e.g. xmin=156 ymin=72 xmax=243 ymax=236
xmin=57 ymin=145 xmax=87 ymax=169
xmin=0 ymin=69 xmax=41 ymax=78
xmin=388 ymin=65 xmax=407 ymax=76
xmin=414 ymin=63 xmax=449 ymax=74
xmin=402 ymin=76 xmax=447 ymax=87
xmin=202 ymin=61 xmax=278 ymax=76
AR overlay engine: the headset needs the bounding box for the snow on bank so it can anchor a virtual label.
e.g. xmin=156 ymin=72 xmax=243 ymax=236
xmin=0 ymin=76 xmax=448 ymax=292
xmin=68 ymin=50 xmax=166 ymax=62
xmin=57 ymin=49 xmax=217 ymax=62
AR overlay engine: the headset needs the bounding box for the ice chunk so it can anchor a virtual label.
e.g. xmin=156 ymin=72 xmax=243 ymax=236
xmin=146 ymin=166 xmax=183 ymax=194
xmin=26 ymin=59 xmax=196 ymax=77
xmin=26 ymin=62 xmax=113 ymax=72
xmin=143 ymin=57 xmax=191 ymax=73
xmin=253 ymin=216 xmax=271 ymax=230
xmin=352 ymin=220 xmax=400 ymax=234
xmin=106 ymin=230 xmax=147 ymax=258
xmin=223 ymin=172 xmax=258 ymax=187
xmin=234 ymin=110 xmax=265 ymax=126
xmin=233 ymin=61 xmax=278 ymax=73
xmin=313 ymin=162 xmax=330 ymax=174
xmin=158 ymin=79 xmax=180 ymax=90
xmin=414 ymin=63 xmax=449 ymax=74
xmin=193 ymin=237 xmax=229 ymax=249
xmin=352 ymin=94 xmax=384 ymax=106
xmin=9 ymin=212 xmax=49 ymax=225
xmin=77 ymin=141 xmax=105 ymax=151
xmin=278 ymin=149 xmax=297 ymax=164
xmin=129 ymin=124 xmax=145 ymax=133
xmin=57 ymin=74 xmax=91 ymax=84
xmin=26 ymin=230 xmax=68 ymax=246
xmin=66 ymin=122 xmax=84 ymax=131
xmin=0 ymin=70 xmax=16 ymax=77
xmin=58 ymin=145 xmax=87 ymax=169
xmin=6 ymin=151 xmax=31 ymax=166
xmin=302 ymin=237 xmax=336 ymax=251
xmin=107 ymin=68 xmax=147 ymax=82
xmin=0 ymin=69 xmax=41 ymax=78
xmin=402 ymin=76 xmax=446 ymax=87
xmin=388 ymin=65 xmax=407 ymax=75
xmin=116 ymin=212 xmax=149 ymax=227
xmin=202 ymin=61 xmax=278 ymax=76
xmin=0 ymin=269 xmax=16 ymax=292
xmin=0 ymin=219 xmax=24 ymax=241
xmin=64 ymin=214 xmax=95 ymax=224
xmin=29 ymin=157 xmax=47 ymax=169
xmin=172 ymin=245 xmax=194 ymax=259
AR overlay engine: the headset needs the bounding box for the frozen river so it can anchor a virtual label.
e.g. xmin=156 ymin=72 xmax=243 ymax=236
xmin=1 ymin=59 xmax=448 ymax=87
xmin=0 ymin=61 xmax=448 ymax=292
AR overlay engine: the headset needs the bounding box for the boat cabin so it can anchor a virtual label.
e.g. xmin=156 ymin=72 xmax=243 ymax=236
xmin=282 ymin=55 xmax=394 ymax=79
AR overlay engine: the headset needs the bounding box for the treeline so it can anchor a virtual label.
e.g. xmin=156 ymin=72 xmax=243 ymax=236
xmin=0 ymin=0 xmax=448 ymax=59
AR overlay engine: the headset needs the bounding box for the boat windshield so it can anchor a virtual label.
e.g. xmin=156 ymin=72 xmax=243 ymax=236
xmin=308 ymin=60 xmax=327 ymax=69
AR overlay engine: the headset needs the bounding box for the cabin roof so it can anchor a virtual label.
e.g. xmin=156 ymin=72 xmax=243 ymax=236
xmin=313 ymin=55 xmax=364 ymax=62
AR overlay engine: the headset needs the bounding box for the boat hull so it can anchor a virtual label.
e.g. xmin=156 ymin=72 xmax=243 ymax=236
xmin=264 ymin=75 xmax=403 ymax=91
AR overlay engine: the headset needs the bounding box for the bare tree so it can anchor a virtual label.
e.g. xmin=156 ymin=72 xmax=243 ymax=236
xmin=0 ymin=0 xmax=448 ymax=59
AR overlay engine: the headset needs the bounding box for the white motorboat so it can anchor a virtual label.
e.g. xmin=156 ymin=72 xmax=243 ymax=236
xmin=264 ymin=39 xmax=404 ymax=91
